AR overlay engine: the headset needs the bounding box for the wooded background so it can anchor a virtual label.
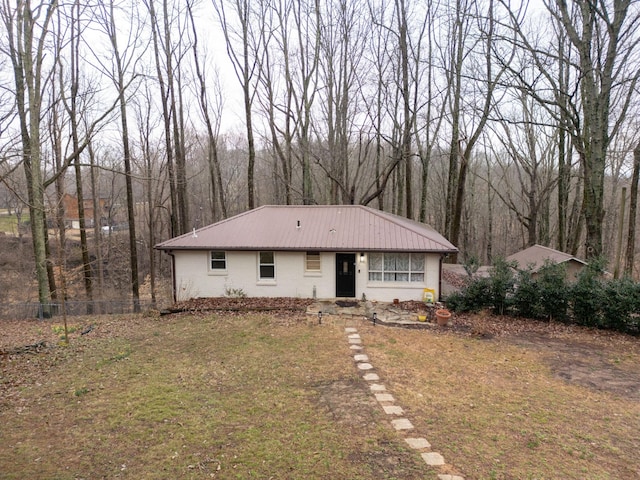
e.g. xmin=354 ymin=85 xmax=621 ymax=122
xmin=1 ymin=0 xmax=639 ymax=308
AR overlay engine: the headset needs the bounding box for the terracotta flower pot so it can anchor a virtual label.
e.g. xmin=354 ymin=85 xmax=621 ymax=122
xmin=435 ymin=308 xmax=451 ymax=326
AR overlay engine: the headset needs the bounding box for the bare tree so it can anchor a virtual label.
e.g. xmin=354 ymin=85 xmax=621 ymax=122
xmin=625 ymin=140 xmax=640 ymax=276
xmin=502 ymin=0 xmax=640 ymax=259
xmin=552 ymin=0 xmax=640 ymax=258
xmin=213 ymin=0 xmax=262 ymax=209
xmin=163 ymin=0 xmax=190 ymax=233
xmin=187 ymin=0 xmax=227 ymax=220
xmin=489 ymin=90 xmax=558 ymax=248
xmin=132 ymin=83 xmax=163 ymax=305
xmin=145 ymin=0 xmax=178 ymax=236
xmin=1 ymin=0 xmax=58 ymax=311
xmin=293 ymin=0 xmax=321 ymax=204
xmin=95 ymin=0 xmax=143 ymax=309
xmin=256 ymin=0 xmax=295 ymax=204
xmin=57 ymin=0 xmax=96 ymax=308
xmin=316 ymin=0 xmax=367 ymax=205
xmin=415 ymin=0 xmax=446 ymax=223
xmin=444 ymin=0 xmax=510 ymax=261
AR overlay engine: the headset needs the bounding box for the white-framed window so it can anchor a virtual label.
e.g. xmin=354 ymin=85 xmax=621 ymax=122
xmin=210 ymin=251 xmax=227 ymax=270
xmin=368 ymin=252 xmax=425 ymax=283
xmin=305 ymin=251 xmax=321 ymax=272
xmin=259 ymin=251 xmax=275 ymax=279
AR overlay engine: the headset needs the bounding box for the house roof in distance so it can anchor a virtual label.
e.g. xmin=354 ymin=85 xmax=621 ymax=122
xmin=506 ymin=244 xmax=587 ymax=272
xmin=155 ymin=205 xmax=458 ymax=253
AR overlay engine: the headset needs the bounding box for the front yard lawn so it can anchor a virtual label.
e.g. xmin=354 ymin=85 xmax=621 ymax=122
xmin=1 ymin=310 xmax=638 ymax=479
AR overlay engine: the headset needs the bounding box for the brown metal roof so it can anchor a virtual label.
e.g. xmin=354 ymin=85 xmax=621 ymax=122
xmin=506 ymin=244 xmax=587 ymax=272
xmin=155 ymin=205 xmax=458 ymax=253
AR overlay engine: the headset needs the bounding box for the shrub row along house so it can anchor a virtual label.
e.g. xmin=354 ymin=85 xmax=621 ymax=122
xmin=155 ymin=205 xmax=458 ymax=303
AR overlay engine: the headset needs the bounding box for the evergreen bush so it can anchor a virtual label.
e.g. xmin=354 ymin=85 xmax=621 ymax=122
xmin=600 ymin=277 xmax=640 ymax=332
xmin=446 ymin=276 xmax=492 ymax=313
xmin=537 ymin=260 xmax=569 ymax=322
xmin=512 ymin=267 xmax=542 ymax=319
xmin=569 ymin=259 xmax=605 ymax=327
xmin=488 ymin=258 xmax=516 ymax=315
xmin=446 ymin=255 xmax=639 ymax=335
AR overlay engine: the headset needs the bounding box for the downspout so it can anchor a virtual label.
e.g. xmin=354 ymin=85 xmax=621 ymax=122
xmin=168 ymin=250 xmax=176 ymax=303
xmin=438 ymin=254 xmax=444 ymax=302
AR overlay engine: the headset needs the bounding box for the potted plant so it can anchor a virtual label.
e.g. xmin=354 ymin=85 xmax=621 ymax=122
xmin=435 ymin=308 xmax=451 ymax=326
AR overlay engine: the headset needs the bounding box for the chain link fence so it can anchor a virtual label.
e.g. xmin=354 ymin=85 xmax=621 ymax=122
xmin=0 ymin=300 xmax=157 ymax=321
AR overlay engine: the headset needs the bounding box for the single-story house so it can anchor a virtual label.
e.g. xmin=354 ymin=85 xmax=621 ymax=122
xmin=155 ymin=205 xmax=458 ymax=303
xmin=506 ymin=244 xmax=588 ymax=280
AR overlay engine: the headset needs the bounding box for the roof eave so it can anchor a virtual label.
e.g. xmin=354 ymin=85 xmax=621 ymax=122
xmin=156 ymin=245 xmax=458 ymax=253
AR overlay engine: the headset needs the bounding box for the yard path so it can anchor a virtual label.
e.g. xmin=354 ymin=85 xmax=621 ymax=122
xmin=345 ymin=325 xmax=466 ymax=480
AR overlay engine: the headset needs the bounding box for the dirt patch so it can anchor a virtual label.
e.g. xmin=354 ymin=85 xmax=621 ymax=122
xmin=508 ymin=333 xmax=640 ymax=400
xmin=434 ymin=310 xmax=640 ymax=400
xmin=315 ymin=379 xmax=432 ymax=479
xmin=315 ymin=379 xmax=379 ymax=427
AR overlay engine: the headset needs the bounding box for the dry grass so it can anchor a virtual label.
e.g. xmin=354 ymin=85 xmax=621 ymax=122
xmin=0 ymin=214 xmax=19 ymax=234
xmin=360 ymin=319 xmax=640 ymax=480
xmin=1 ymin=311 xmax=639 ymax=479
xmin=0 ymin=313 xmax=430 ymax=479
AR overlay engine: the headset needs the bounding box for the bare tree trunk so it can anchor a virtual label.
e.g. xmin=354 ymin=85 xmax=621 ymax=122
xmin=624 ymin=142 xmax=640 ymax=277
xmin=448 ymin=0 xmax=507 ymax=262
xmin=87 ymin=141 xmax=105 ymax=299
xmin=551 ymin=0 xmax=638 ymax=259
xmin=134 ymin=86 xmax=158 ymax=306
xmin=395 ymin=0 xmax=413 ymax=219
xmin=556 ymin=31 xmax=571 ymax=252
xmin=213 ymin=0 xmax=261 ymax=210
xmin=147 ymin=0 xmax=178 ymax=236
xmin=293 ymin=0 xmax=320 ymax=205
xmin=105 ymin=0 xmax=140 ymax=309
xmin=187 ymin=1 xmax=226 ymax=219
xmin=256 ymin=0 xmax=293 ymax=205
xmin=444 ymin=0 xmax=464 ymax=241
xmin=49 ymin=78 xmax=65 ymax=302
xmin=163 ymin=0 xmax=189 ymax=232
xmin=2 ymin=0 xmax=57 ymax=313
xmin=567 ymin=160 xmax=585 ymax=256
xmin=485 ymin=153 xmax=494 ymax=263
xmin=62 ymin=1 xmax=93 ymax=310
xmin=415 ymin=0 xmax=444 ymax=223
xmin=613 ymin=187 xmax=626 ymax=279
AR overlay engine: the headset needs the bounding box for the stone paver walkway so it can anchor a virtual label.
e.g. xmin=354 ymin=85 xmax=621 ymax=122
xmin=344 ymin=326 xmax=465 ymax=480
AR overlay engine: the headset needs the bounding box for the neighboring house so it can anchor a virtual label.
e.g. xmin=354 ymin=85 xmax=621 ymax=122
xmin=506 ymin=244 xmax=588 ymax=280
xmin=61 ymin=193 xmax=112 ymax=229
xmin=155 ymin=205 xmax=458 ymax=303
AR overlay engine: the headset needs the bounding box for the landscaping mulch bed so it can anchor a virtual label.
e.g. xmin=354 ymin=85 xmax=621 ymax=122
xmin=169 ymin=296 xmax=316 ymax=314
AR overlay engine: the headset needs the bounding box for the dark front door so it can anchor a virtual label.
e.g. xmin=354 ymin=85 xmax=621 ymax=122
xmin=336 ymin=253 xmax=356 ymax=297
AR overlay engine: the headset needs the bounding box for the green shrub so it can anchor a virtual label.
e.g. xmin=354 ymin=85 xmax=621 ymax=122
xmin=600 ymin=277 xmax=640 ymax=332
xmin=462 ymin=254 xmax=481 ymax=276
xmin=512 ymin=267 xmax=542 ymax=319
xmin=447 ymin=276 xmax=492 ymax=313
xmin=447 ymin=254 xmax=640 ymax=334
xmin=225 ymin=287 xmax=247 ymax=298
xmin=488 ymin=258 xmax=517 ymax=315
xmin=570 ymin=260 xmax=605 ymax=327
xmin=537 ymin=260 xmax=569 ymax=322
